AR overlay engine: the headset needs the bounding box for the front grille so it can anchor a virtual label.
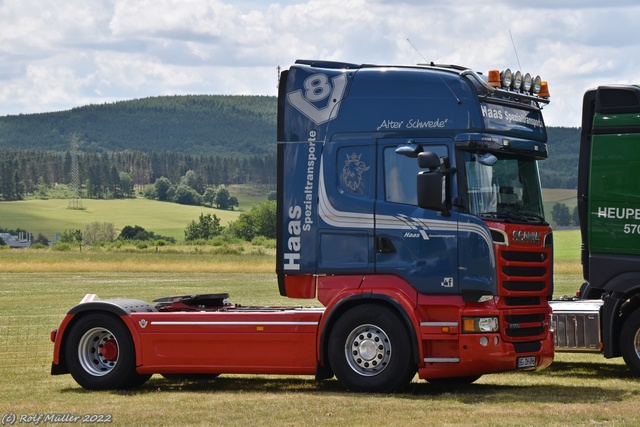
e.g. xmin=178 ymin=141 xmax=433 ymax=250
xmin=502 ymin=313 xmax=546 ymax=340
xmin=513 ymin=341 xmax=542 ymax=353
xmin=502 ymin=251 xmax=547 ymax=262
xmin=502 ymin=266 xmax=546 ymax=276
xmin=503 ymin=281 xmax=546 ymax=291
xmin=506 ymin=327 xmax=545 ymax=337
xmin=506 ymin=314 xmax=543 ymax=323
xmin=495 ymin=240 xmax=551 ymax=343
xmin=504 ymin=297 xmax=541 ymax=306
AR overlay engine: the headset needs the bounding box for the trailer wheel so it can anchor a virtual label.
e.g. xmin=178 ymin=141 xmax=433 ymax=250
xmin=328 ymin=304 xmax=415 ymax=392
xmin=620 ymin=309 xmax=640 ymax=376
xmin=65 ymin=312 xmax=150 ymax=390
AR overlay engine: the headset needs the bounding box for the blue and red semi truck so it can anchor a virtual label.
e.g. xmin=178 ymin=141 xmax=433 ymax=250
xmin=51 ymin=60 xmax=554 ymax=392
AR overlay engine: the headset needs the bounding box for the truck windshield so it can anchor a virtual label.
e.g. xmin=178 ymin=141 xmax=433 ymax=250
xmin=465 ymin=153 xmax=545 ymax=223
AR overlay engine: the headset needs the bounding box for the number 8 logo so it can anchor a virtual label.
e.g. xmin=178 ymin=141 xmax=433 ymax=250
xmin=288 ymin=72 xmax=348 ymax=125
xmin=304 ymin=74 xmax=331 ymax=102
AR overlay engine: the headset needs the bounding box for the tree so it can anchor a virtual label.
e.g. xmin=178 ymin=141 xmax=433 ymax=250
xmin=228 ymin=200 xmax=276 ymax=240
xmin=214 ymin=185 xmax=239 ymax=210
xmin=59 ymin=229 xmax=83 ymax=249
xmin=180 ymin=170 xmax=198 ymax=191
xmin=184 ymin=213 xmax=224 ymax=241
xmin=33 ymin=233 xmax=50 ymax=246
xmin=572 ymin=206 xmax=580 ymax=227
xmin=143 ymin=185 xmax=157 ymax=199
xmin=551 ymin=203 xmax=571 ymax=226
xmin=118 ymin=225 xmax=151 ymax=241
xmin=82 ymin=222 xmax=116 ymax=245
xmin=118 ymin=172 xmax=134 ymax=198
xmin=214 ymin=185 xmax=231 ymax=209
xmin=174 ymin=185 xmax=202 ymax=206
xmin=203 ymin=187 xmax=217 ymax=207
xmin=154 ymin=177 xmax=172 ymax=201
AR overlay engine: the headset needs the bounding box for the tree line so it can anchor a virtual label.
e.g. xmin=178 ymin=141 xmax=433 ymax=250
xmin=0 ymin=95 xmax=277 ymax=155
xmin=0 ymin=149 xmax=276 ymax=201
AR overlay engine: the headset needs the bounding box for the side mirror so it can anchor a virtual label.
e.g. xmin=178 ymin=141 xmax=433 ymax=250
xmin=417 ymin=170 xmax=446 ymax=212
xmin=418 ymin=151 xmax=441 ymax=169
xmin=416 ymin=151 xmax=455 ymax=215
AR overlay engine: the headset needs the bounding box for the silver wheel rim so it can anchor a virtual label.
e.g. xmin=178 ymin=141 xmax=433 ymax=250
xmin=77 ymin=327 xmax=119 ymax=376
xmin=344 ymin=324 xmax=392 ymax=377
xmin=634 ymin=327 xmax=640 ymax=359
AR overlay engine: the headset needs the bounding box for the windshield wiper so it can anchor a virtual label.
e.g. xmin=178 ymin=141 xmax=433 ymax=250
xmin=477 ymin=210 xmax=547 ymax=225
xmin=477 ymin=211 xmax=513 ymax=222
xmin=514 ymin=211 xmax=548 ymax=224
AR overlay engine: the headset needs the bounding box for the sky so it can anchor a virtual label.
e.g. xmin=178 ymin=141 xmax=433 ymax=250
xmin=0 ymin=0 xmax=639 ymax=127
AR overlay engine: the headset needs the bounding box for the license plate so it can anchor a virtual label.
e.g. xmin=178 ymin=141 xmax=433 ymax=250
xmin=517 ymin=356 xmax=536 ymax=369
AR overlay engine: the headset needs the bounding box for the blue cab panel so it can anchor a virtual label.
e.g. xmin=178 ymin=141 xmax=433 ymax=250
xmin=276 ymin=60 xmax=547 ymax=298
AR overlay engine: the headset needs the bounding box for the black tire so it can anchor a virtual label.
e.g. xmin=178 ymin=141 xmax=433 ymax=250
xmin=65 ymin=312 xmax=150 ymax=390
xmin=327 ymin=304 xmax=416 ymax=393
xmin=620 ymin=309 xmax=640 ymax=376
xmin=426 ymin=375 xmax=481 ymax=385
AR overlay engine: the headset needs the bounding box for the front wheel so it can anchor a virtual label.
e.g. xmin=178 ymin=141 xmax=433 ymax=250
xmin=328 ymin=304 xmax=416 ymax=392
xmin=65 ymin=312 xmax=150 ymax=390
xmin=620 ymin=309 xmax=640 ymax=376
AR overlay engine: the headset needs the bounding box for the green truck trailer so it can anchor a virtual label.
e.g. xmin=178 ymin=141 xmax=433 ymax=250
xmin=550 ymin=84 xmax=640 ymax=375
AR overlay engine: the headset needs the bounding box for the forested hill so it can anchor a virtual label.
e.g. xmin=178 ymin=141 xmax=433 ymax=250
xmin=0 ymin=95 xmax=277 ymax=155
xmin=540 ymin=126 xmax=580 ymax=189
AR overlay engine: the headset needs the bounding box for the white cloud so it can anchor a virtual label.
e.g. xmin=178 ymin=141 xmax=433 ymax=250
xmin=0 ymin=0 xmax=639 ymax=127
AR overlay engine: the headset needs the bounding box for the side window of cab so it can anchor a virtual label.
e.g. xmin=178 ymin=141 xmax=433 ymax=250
xmin=383 ymin=145 xmax=448 ymax=205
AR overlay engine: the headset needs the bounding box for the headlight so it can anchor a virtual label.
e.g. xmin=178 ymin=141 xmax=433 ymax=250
xmin=501 ymin=69 xmax=512 ymax=88
xmin=522 ymin=73 xmax=532 ymax=92
xmin=462 ymin=317 xmax=500 ymax=333
xmin=512 ymin=70 xmax=522 ymax=90
xmin=532 ymin=75 xmax=542 ymax=94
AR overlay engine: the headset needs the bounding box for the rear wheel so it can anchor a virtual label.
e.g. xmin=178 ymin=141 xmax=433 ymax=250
xmin=620 ymin=309 xmax=640 ymax=376
xmin=328 ymin=304 xmax=415 ymax=392
xmin=65 ymin=312 xmax=151 ymax=390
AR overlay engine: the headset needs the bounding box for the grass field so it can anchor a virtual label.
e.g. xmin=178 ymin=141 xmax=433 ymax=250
xmin=0 ymin=198 xmax=242 ymax=242
xmin=1 ymin=230 xmax=639 ymax=426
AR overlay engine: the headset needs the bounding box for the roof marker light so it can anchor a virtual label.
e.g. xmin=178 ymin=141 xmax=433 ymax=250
xmin=538 ymin=81 xmax=550 ymax=98
xmin=488 ymin=70 xmax=501 ymax=87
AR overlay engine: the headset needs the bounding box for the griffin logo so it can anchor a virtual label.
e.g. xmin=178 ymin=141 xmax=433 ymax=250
xmin=342 ymin=153 xmax=370 ymax=191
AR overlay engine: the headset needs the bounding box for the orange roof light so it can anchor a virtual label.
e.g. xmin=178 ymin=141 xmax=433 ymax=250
xmin=488 ymin=69 xmax=501 ymax=87
xmin=538 ymin=81 xmax=550 ymax=98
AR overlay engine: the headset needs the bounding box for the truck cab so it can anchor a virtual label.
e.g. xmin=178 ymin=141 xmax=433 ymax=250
xmin=277 ymin=60 xmax=554 ymax=386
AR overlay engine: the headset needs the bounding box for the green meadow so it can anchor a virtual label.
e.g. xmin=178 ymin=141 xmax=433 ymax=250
xmin=0 ymin=198 xmax=241 ymax=241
